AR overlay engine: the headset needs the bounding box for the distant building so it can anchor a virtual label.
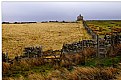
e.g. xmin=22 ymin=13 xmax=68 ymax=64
xmin=77 ymin=14 xmax=83 ymax=21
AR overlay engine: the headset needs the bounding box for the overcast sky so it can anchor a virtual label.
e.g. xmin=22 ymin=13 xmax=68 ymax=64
xmin=2 ymin=2 xmax=121 ymax=22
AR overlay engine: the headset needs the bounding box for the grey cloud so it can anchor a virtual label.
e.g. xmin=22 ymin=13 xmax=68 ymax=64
xmin=2 ymin=2 xmax=121 ymax=22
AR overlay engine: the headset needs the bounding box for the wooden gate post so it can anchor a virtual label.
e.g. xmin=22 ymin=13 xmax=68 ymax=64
xmin=6 ymin=52 xmax=8 ymax=63
xmin=28 ymin=52 xmax=30 ymax=58
xmin=96 ymin=35 xmax=99 ymax=58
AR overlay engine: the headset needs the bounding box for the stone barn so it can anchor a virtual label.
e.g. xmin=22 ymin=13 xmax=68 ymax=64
xmin=77 ymin=14 xmax=83 ymax=21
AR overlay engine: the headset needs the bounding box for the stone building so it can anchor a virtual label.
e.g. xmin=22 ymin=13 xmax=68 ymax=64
xmin=77 ymin=14 xmax=83 ymax=21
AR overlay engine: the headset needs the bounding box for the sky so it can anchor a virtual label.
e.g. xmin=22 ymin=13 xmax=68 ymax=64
xmin=2 ymin=2 xmax=121 ymax=22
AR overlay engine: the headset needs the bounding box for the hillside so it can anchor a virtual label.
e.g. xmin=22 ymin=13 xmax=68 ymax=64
xmin=2 ymin=21 xmax=91 ymax=58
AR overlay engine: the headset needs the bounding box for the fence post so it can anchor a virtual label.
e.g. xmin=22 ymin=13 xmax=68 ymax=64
xmin=28 ymin=52 xmax=30 ymax=58
xmin=96 ymin=35 xmax=99 ymax=58
xmin=6 ymin=52 xmax=8 ymax=63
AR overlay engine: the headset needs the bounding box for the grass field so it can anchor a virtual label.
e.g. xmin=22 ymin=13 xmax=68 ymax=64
xmin=86 ymin=20 xmax=121 ymax=35
xmin=3 ymin=21 xmax=121 ymax=80
xmin=2 ymin=21 xmax=91 ymax=58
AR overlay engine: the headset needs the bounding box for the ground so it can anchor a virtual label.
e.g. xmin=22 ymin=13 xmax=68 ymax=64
xmin=2 ymin=21 xmax=121 ymax=80
xmin=86 ymin=20 xmax=121 ymax=38
xmin=2 ymin=21 xmax=91 ymax=58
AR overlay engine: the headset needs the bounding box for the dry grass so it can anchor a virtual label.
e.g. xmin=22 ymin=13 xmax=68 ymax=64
xmin=46 ymin=67 xmax=117 ymax=80
xmin=2 ymin=22 xmax=91 ymax=58
xmin=3 ymin=64 xmax=118 ymax=80
xmin=28 ymin=73 xmax=45 ymax=80
xmin=2 ymin=62 xmax=10 ymax=74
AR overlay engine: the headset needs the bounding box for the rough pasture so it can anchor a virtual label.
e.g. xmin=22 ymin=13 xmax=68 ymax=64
xmin=86 ymin=20 xmax=121 ymax=36
xmin=2 ymin=22 xmax=91 ymax=58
